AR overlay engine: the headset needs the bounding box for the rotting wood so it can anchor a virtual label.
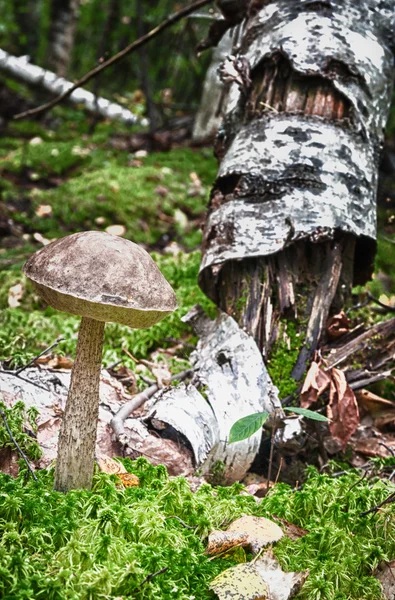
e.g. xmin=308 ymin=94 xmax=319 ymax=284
xmin=199 ymin=0 xmax=395 ymax=382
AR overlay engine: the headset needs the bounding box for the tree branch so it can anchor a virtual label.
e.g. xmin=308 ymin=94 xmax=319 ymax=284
xmin=14 ymin=0 xmax=213 ymax=121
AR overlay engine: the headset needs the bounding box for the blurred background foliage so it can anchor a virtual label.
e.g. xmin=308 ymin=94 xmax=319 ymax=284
xmin=0 ymin=0 xmax=213 ymax=123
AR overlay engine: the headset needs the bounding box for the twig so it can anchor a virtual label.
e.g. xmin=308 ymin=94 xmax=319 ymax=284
xmin=133 ymin=567 xmax=168 ymax=592
xmin=0 ymin=407 xmax=38 ymax=481
xmin=111 ymin=369 xmax=193 ymax=439
xmin=360 ymin=492 xmax=395 ymax=517
xmin=367 ymin=292 xmax=395 ymax=313
xmin=165 ymin=516 xmax=195 ymax=529
xmin=14 ymin=0 xmax=213 ymax=121
xmin=274 ymin=456 xmax=283 ymax=486
xmin=379 ymin=442 xmax=395 ymax=457
xmin=266 ymin=421 xmax=278 ymax=493
xmin=15 ymin=336 xmax=64 ymax=375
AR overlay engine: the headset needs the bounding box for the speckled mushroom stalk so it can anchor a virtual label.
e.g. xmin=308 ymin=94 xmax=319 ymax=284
xmin=23 ymin=231 xmax=177 ymax=493
xmin=54 ymin=316 xmax=104 ymax=491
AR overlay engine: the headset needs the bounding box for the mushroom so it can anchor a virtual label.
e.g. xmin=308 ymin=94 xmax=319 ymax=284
xmin=23 ymin=231 xmax=177 ymax=492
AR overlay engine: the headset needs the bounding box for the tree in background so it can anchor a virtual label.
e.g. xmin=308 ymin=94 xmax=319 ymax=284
xmin=46 ymin=0 xmax=80 ymax=76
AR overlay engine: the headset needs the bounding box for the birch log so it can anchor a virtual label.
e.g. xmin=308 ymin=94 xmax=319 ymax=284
xmin=0 ymin=49 xmax=147 ymax=125
xmin=143 ymin=306 xmax=282 ymax=483
xmin=199 ymin=0 xmax=395 ymax=375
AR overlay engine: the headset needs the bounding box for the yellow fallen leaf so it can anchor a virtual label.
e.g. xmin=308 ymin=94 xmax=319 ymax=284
xmin=210 ymin=563 xmax=269 ymax=600
xmin=117 ymin=472 xmax=139 ymax=488
xmin=227 ymin=516 xmax=283 ymax=553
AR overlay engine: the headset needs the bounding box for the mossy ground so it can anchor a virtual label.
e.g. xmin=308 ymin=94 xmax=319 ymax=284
xmin=0 ymin=458 xmax=394 ymax=600
xmin=0 ymin=110 xmax=217 ymax=370
xmin=1 ymin=108 xmax=395 ymax=599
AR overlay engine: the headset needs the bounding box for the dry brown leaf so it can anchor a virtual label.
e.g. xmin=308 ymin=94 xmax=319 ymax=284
xmin=98 ymin=455 xmax=127 ymax=475
xmin=376 ymin=559 xmax=395 ymax=600
xmin=356 ymin=389 xmax=395 ymax=428
xmin=207 ymin=530 xmax=248 ymax=555
xmin=271 ymin=517 xmax=309 ymax=541
xmin=328 ymin=368 xmax=360 ymax=450
xmin=227 ymin=516 xmax=283 ymax=553
xmin=300 ymin=361 xmax=331 ymax=408
xmin=326 ymin=311 xmax=350 ymax=339
xmin=8 ymin=283 xmax=24 ymax=308
xmin=36 ymin=355 xmax=74 ymax=369
xmin=353 ymin=436 xmax=395 ymax=459
xmin=210 ymin=563 xmax=269 ymax=600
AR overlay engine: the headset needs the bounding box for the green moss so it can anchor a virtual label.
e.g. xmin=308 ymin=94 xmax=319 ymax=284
xmin=6 ymin=146 xmax=215 ymax=249
xmin=0 ymin=460 xmax=393 ymax=599
xmin=261 ymin=466 xmax=395 ymax=599
xmin=267 ymin=321 xmax=302 ymax=398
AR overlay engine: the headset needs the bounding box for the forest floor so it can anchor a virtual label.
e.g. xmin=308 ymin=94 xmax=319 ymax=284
xmin=1 ymin=107 xmax=395 ymax=599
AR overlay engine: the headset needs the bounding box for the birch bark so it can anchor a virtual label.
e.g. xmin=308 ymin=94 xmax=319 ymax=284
xmin=200 ymin=0 xmax=395 ymax=378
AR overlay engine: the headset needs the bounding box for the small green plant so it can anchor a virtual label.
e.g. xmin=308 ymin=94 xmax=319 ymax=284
xmin=0 ymin=401 xmax=42 ymax=461
xmin=228 ymin=407 xmax=330 ymax=444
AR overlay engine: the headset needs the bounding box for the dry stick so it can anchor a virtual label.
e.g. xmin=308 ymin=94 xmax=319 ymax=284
xmin=133 ymin=567 xmax=169 ymax=592
xmin=15 ymin=336 xmax=64 ymax=375
xmin=0 ymin=407 xmax=38 ymax=481
xmin=110 ymin=369 xmax=193 ymax=439
xmin=14 ymin=0 xmax=213 ymax=121
xmin=360 ymin=492 xmax=395 ymax=517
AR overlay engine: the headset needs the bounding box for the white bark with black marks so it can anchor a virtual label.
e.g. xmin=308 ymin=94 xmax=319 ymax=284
xmin=200 ymin=0 xmax=395 ymax=293
xmin=0 ymin=49 xmax=147 ymax=125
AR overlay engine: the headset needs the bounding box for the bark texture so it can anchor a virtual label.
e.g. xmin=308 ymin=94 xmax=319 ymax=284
xmin=200 ymin=0 xmax=395 ymax=373
xmin=54 ymin=316 xmax=104 ymax=491
xmin=47 ymin=0 xmax=80 ymax=77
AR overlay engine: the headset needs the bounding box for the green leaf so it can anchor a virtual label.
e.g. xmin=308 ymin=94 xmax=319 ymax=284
xmin=284 ymin=407 xmax=330 ymax=422
xmin=228 ymin=412 xmax=269 ymax=444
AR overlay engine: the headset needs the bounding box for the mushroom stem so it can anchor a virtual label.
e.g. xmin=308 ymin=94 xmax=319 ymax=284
xmin=54 ymin=316 xmax=105 ymax=492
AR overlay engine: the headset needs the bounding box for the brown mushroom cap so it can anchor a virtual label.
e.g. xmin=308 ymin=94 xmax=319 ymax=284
xmin=23 ymin=231 xmax=177 ymax=328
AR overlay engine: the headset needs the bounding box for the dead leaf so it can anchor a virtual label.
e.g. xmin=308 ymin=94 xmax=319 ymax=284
xmin=376 ymin=559 xmax=395 ymax=600
xmin=271 ymin=517 xmax=309 ymax=541
xmin=98 ymin=455 xmax=127 ymax=475
xmin=117 ymin=472 xmax=139 ymax=488
xmin=207 ymin=530 xmax=248 ymax=555
xmin=36 ymin=355 xmax=73 ymax=369
xmin=328 ymin=368 xmax=360 ymax=450
xmin=353 ymin=436 xmax=395 ymax=459
xmin=254 ymin=549 xmax=309 ymax=600
xmin=227 ymin=516 xmax=283 ymax=553
xmin=210 ymin=563 xmax=269 ymax=600
xmin=35 ymin=204 xmax=53 ymax=218
xmin=356 ymin=389 xmax=395 ymax=428
xmin=326 ymin=311 xmax=350 ymax=339
xmin=8 ymin=283 xmax=24 ymax=308
xmin=300 ymin=361 xmax=331 ymax=408
xmin=33 ymin=232 xmax=52 ymax=246
xmin=105 ymin=224 xmax=125 ymax=236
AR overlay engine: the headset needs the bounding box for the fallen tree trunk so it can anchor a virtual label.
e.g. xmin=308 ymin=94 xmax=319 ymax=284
xmin=0 ymin=49 xmax=147 ymax=125
xmin=199 ymin=0 xmax=395 ymax=382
